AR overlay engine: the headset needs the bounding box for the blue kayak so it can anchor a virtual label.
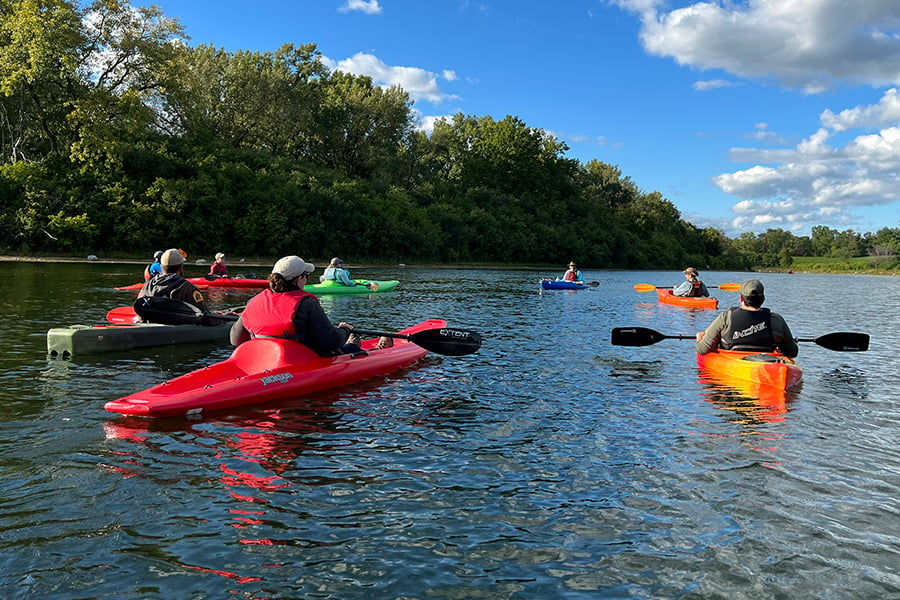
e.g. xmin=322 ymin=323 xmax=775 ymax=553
xmin=540 ymin=279 xmax=595 ymax=290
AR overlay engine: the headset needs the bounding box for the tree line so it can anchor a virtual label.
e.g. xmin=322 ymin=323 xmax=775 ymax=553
xmin=1 ymin=0 xmax=896 ymax=271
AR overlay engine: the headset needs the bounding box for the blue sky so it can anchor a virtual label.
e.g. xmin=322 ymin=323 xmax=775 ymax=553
xmin=134 ymin=0 xmax=900 ymax=238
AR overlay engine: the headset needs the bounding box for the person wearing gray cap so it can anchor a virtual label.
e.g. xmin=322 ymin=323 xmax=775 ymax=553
xmin=695 ymin=278 xmax=798 ymax=358
xmin=320 ymin=257 xmax=374 ymax=289
xmin=672 ymin=267 xmax=709 ymax=297
xmin=138 ymin=248 xmax=209 ymax=314
xmin=230 ymin=256 xmax=392 ymax=354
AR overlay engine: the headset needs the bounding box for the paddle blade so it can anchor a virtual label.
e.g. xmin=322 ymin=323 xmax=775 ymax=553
xmin=633 ymin=284 xmax=658 ymax=292
xmin=611 ymin=327 xmax=693 ymax=346
xmin=409 ymin=328 xmax=482 ymax=356
xmin=716 ymin=283 xmax=740 ymax=291
xmin=588 ymin=281 xmax=600 ymax=288
xmin=799 ymin=332 xmax=870 ymax=352
xmin=354 ymin=327 xmax=482 ymax=356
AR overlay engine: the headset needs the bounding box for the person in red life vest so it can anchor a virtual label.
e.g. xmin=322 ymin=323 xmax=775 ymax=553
xmin=561 ymin=261 xmax=583 ymax=282
xmin=672 ymin=267 xmax=709 ymax=297
xmin=229 ymin=256 xmax=391 ymax=353
xmin=138 ymin=248 xmax=209 ymax=313
xmin=209 ymin=252 xmax=228 ymax=277
xmin=695 ymin=279 xmax=798 ymax=357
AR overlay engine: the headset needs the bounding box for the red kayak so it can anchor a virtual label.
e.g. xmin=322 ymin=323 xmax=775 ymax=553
xmin=115 ymin=277 xmax=268 ymax=291
xmin=105 ymin=319 xmax=445 ymax=418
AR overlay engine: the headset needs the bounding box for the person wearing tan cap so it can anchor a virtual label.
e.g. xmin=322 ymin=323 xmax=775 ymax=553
xmin=230 ymin=256 xmax=392 ymax=353
xmin=695 ymin=279 xmax=798 ymax=358
xmin=138 ymin=248 xmax=209 ymax=313
xmin=561 ymin=261 xmax=583 ymax=283
xmin=209 ymin=252 xmax=228 ymax=277
xmin=673 ymin=267 xmax=709 ymax=297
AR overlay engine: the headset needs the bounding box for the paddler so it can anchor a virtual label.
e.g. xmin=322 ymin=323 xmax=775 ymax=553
xmin=138 ymin=248 xmax=209 ymax=314
xmin=672 ymin=267 xmax=710 ymax=297
xmin=561 ymin=261 xmax=583 ymax=282
xmin=695 ymin=279 xmax=798 ymax=357
xmin=319 ymin=257 xmax=375 ymax=289
xmin=230 ymin=256 xmax=392 ymax=353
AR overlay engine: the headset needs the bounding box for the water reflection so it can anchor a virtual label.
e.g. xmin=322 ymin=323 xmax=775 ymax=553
xmin=697 ymin=371 xmax=799 ymax=424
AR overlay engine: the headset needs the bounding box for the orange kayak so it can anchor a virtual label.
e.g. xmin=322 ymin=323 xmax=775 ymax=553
xmin=656 ymin=288 xmax=718 ymax=309
xmin=696 ymin=349 xmax=802 ymax=390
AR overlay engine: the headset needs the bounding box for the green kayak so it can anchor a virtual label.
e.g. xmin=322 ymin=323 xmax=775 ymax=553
xmin=306 ymin=280 xmax=399 ymax=294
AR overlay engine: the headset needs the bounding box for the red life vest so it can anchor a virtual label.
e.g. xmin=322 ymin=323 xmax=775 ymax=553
xmin=563 ymin=269 xmax=577 ymax=281
xmin=241 ymin=288 xmax=315 ymax=339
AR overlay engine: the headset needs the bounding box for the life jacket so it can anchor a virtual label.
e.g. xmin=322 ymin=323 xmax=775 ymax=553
xmin=563 ymin=269 xmax=577 ymax=281
xmin=241 ymin=288 xmax=315 ymax=339
xmin=687 ymin=281 xmax=703 ymax=297
xmin=721 ymin=307 xmax=776 ymax=351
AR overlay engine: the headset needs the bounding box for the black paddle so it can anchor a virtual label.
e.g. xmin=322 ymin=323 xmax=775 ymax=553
xmin=354 ymin=327 xmax=482 ymax=356
xmin=611 ymin=326 xmax=869 ymax=352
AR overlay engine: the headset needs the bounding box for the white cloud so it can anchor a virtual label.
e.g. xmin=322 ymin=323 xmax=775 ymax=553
xmin=692 ymin=79 xmax=736 ymax=91
xmin=417 ymin=114 xmax=453 ymax=133
xmin=612 ymin=0 xmax=900 ymax=91
xmin=712 ymin=89 xmax=900 ymax=232
xmin=326 ymin=52 xmax=459 ymax=104
xmin=338 ymin=0 xmax=382 ymax=15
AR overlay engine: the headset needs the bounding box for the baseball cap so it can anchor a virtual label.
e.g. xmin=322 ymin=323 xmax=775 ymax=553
xmin=160 ymin=248 xmax=185 ymax=267
xmin=739 ymin=279 xmax=765 ymax=297
xmin=272 ymin=256 xmax=315 ymax=280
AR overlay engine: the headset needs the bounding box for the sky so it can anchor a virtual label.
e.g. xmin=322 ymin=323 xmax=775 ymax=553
xmin=132 ymin=0 xmax=900 ymax=238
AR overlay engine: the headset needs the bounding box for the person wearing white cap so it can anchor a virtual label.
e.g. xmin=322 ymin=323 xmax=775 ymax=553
xmin=695 ymin=278 xmax=798 ymax=357
xmin=230 ymin=256 xmax=390 ymax=354
xmin=138 ymin=248 xmax=209 ymax=313
xmin=672 ymin=267 xmax=709 ymax=297
xmin=209 ymin=252 xmax=228 ymax=277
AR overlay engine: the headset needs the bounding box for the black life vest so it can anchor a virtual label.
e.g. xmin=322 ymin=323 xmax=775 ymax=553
xmin=721 ymin=307 xmax=776 ymax=351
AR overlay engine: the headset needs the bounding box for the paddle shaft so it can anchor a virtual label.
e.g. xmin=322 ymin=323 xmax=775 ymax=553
xmin=612 ymin=326 xmax=869 ymax=351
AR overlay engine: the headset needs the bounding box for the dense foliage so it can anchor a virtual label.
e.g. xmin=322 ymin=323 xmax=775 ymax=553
xmin=1 ymin=1 xmax=896 ymax=271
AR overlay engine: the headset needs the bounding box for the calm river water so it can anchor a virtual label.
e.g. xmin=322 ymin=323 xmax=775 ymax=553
xmin=0 ymin=261 xmax=897 ymax=599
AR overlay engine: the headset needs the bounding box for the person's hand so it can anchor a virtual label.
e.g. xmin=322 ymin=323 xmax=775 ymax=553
xmin=338 ymin=322 xmax=353 ymax=331
xmin=695 ymin=331 xmax=705 ymax=342
xmin=365 ymin=282 xmax=374 ymax=290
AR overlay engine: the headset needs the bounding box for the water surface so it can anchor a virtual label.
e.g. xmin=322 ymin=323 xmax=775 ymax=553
xmin=0 ymin=262 xmax=897 ymax=599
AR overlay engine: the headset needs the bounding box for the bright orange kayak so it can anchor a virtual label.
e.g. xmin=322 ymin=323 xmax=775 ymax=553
xmin=656 ymin=288 xmax=718 ymax=309
xmin=696 ymin=349 xmax=802 ymax=390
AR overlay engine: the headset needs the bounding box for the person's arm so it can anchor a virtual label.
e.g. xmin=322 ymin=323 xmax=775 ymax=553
xmin=699 ymin=283 xmax=709 ymax=297
xmin=229 ymin=315 xmax=251 ymax=346
xmin=337 ymin=268 xmax=356 ymax=286
xmin=695 ymin=312 xmax=728 ymax=354
xmin=296 ymin=297 xmax=349 ymax=354
xmin=672 ymin=281 xmax=692 ymax=296
xmin=772 ymin=313 xmax=799 ymax=358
